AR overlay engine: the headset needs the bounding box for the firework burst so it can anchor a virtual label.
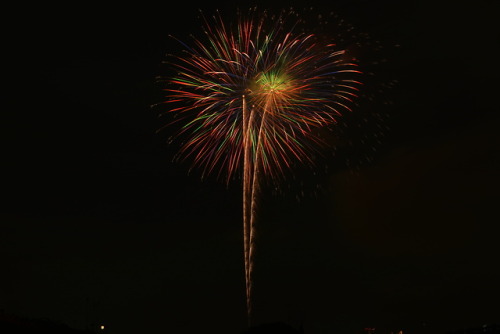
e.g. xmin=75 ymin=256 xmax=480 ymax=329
xmin=160 ymin=8 xmax=363 ymax=324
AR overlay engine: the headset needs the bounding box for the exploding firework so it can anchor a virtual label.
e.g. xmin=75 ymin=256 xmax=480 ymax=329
xmin=160 ymin=8 xmax=363 ymax=324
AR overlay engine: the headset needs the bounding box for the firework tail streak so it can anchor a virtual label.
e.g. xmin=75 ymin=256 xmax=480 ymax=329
xmin=162 ymin=9 xmax=362 ymax=325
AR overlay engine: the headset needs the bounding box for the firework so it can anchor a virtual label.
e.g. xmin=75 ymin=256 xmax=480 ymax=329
xmin=161 ymin=9 xmax=362 ymax=324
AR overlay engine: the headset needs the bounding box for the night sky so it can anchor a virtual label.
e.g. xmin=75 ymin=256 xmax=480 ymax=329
xmin=3 ymin=1 xmax=500 ymax=334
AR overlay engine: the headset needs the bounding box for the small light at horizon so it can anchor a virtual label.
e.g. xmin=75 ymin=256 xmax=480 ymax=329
xmin=100 ymin=325 xmax=105 ymax=330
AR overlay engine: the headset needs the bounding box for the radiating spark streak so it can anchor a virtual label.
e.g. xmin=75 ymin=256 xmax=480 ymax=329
xmin=246 ymin=98 xmax=271 ymax=322
xmin=242 ymin=95 xmax=252 ymax=321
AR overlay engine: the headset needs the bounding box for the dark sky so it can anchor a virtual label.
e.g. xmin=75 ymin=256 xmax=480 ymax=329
xmin=2 ymin=1 xmax=500 ymax=334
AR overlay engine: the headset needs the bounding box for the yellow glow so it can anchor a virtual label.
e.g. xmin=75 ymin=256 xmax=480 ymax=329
xmin=254 ymin=72 xmax=291 ymax=93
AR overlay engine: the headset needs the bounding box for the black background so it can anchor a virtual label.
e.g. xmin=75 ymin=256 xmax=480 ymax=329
xmin=2 ymin=1 xmax=500 ymax=334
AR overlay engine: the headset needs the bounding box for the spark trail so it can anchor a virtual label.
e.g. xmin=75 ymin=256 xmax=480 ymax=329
xmin=162 ymin=9 xmax=363 ymax=324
